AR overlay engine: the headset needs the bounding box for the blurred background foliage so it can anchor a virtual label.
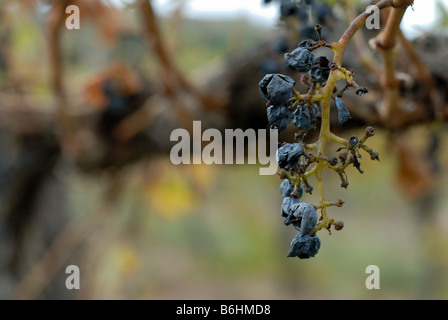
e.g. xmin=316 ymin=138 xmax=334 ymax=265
xmin=0 ymin=0 xmax=447 ymax=300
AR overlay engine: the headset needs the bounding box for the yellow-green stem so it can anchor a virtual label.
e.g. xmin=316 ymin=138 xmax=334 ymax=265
xmin=308 ymin=0 xmax=413 ymax=233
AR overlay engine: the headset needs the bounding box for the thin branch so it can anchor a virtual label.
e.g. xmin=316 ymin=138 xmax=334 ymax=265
xmin=48 ymin=0 xmax=78 ymax=158
xmin=138 ymin=0 xmax=184 ymax=89
xmin=333 ymin=0 xmax=394 ymax=65
xmin=369 ymin=2 xmax=413 ymax=125
xmin=347 ymin=5 xmax=381 ymax=76
xmin=375 ymin=7 xmax=407 ymax=50
xmin=138 ymin=0 xmax=224 ymax=113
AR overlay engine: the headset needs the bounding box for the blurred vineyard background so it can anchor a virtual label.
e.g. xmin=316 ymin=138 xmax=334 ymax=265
xmin=0 ymin=0 xmax=448 ymax=300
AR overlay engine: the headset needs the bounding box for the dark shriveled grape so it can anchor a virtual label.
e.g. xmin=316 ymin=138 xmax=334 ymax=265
xmin=258 ymin=74 xmax=295 ymax=106
xmin=283 ymin=202 xmax=317 ymax=235
xmin=281 ymin=196 xmax=300 ymax=218
xmin=268 ymin=75 xmax=294 ymax=105
xmin=293 ymin=106 xmax=314 ymax=131
xmin=335 ymin=96 xmax=352 ymax=126
xmin=287 ymin=233 xmax=321 ymax=259
xmin=280 ymin=178 xmax=295 ymax=198
xmin=296 ymin=202 xmax=318 ymax=234
xmin=284 ymin=47 xmax=315 ymax=73
xmin=276 ymin=143 xmax=304 ymax=171
xmin=309 ymin=56 xmax=330 ymax=83
xmin=267 ymin=105 xmax=292 ymax=132
xmin=280 ymin=179 xmax=303 ymax=199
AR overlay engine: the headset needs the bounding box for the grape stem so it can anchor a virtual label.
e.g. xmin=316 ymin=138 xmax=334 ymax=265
xmin=308 ymin=0 xmax=413 ymax=233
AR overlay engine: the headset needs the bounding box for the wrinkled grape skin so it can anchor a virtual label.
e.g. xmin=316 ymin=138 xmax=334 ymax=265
xmin=267 ymin=105 xmax=292 ymax=132
xmin=276 ymin=143 xmax=304 ymax=171
xmin=259 ymin=74 xmax=295 ymax=107
xmin=288 ymin=233 xmax=321 ymax=259
xmin=335 ymin=96 xmax=352 ymax=126
xmin=284 ymin=47 xmax=315 ymax=73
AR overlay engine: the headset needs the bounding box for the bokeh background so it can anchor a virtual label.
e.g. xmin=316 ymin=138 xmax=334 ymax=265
xmin=0 ymin=0 xmax=448 ymax=300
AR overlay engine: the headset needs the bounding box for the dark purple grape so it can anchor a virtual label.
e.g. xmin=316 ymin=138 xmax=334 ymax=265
xmin=283 ymin=202 xmax=317 ymax=235
xmin=280 ymin=179 xmax=303 ymax=199
xmin=267 ymin=105 xmax=292 ymax=132
xmin=281 ymin=196 xmax=300 ymax=218
xmin=284 ymin=47 xmax=315 ymax=73
xmin=276 ymin=143 xmax=304 ymax=171
xmin=280 ymin=179 xmax=295 ymax=198
xmin=287 ymin=233 xmax=321 ymax=259
xmin=335 ymin=96 xmax=352 ymax=126
xmin=315 ymin=55 xmax=330 ymax=68
xmin=258 ymin=74 xmax=295 ymax=106
xmin=309 ymin=56 xmax=330 ymax=83
xmin=293 ymin=106 xmax=314 ymax=131
xmin=296 ymin=202 xmax=318 ymax=234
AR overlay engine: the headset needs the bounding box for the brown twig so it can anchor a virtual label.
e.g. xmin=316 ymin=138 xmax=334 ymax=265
xmin=370 ymin=2 xmax=413 ymax=126
xmin=333 ymin=0 xmax=414 ymax=62
xmin=48 ymin=0 xmax=78 ymax=158
xmin=138 ymin=0 xmax=185 ymax=90
xmin=375 ymin=7 xmax=407 ymax=50
xmin=347 ymin=4 xmax=381 ymax=76
xmin=138 ymin=0 xmax=224 ymax=114
xmin=332 ymin=0 xmax=394 ymax=64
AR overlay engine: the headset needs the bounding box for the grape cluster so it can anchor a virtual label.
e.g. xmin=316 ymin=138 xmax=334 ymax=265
xmin=258 ymin=40 xmax=328 ymax=258
xmin=258 ymin=17 xmax=379 ymax=259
